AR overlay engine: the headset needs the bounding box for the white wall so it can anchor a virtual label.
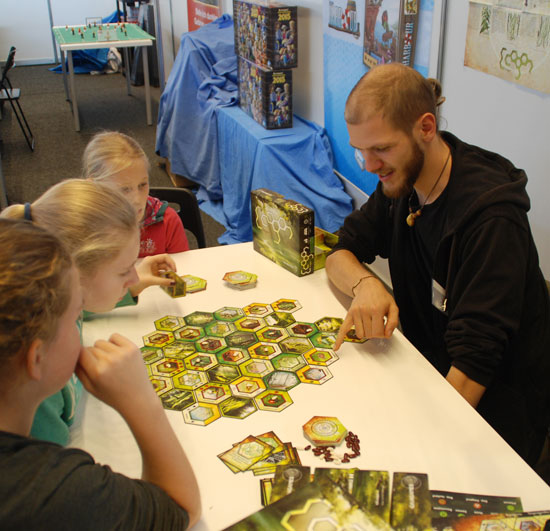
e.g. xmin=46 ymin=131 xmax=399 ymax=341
xmin=439 ymin=2 xmax=550 ymax=278
xmin=0 ymin=0 xmax=116 ymax=64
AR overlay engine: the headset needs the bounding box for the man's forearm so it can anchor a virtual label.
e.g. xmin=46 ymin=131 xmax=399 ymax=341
xmin=446 ymin=365 xmax=486 ymax=408
xmin=326 ymin=249 xmax=377 ymax=297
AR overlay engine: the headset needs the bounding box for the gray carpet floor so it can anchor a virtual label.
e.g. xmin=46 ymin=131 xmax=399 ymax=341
xmin=0 ymin=63 xmax=226 ymax=249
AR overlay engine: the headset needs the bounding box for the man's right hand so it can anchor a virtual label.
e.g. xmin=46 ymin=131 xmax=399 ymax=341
xmin=334 ymin=276 xmax=399 ymax=350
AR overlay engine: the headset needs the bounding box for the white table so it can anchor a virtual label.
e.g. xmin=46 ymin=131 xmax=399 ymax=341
xmin=52 ymin=24 xmax=154 ymax=132
xmin=73 ymin=242 xmax=550 ymax=529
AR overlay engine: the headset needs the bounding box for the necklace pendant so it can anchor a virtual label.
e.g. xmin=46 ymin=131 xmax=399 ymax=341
xmin=406 ymin=210 xmax=421 ymax=227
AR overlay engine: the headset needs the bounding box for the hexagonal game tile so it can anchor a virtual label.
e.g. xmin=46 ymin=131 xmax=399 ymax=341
xmin=184 ymin=352 xmax=218 ymax=371
xmin=160 ymin=388 xmax=196 ymax=411
xmin=343 ymin=328 xmax=369 ymax=343
xmin=264 ymin=311 xmax=296 ymax=328
xmin=256 ymin=327 xmax=289 ymax=343
xmin=154 ymin=315 xmax=186 ymax=332
xmin=271 ymin=353 xmax=307 ymax=372
xmin=303 ymin=416 xmax=348 ymax=447
xmin=204 ymin=321 xmax=236 ymax=338
xmin=263 ymin=370 xmax=300 ymax=391
xmin=174 ymin=326 xmax=205 ymax=342
xmin=184 ymin=311 xmax=215 ymax=327
xmin=150 ymin=357 xmax=186 ymax=378
xmin=216 ymin=347 xmax=250 ymax=366
xmin=235 ymin=316 xmax=267 ymax=333
xmin=195 ymin=382 xmax=232 ymax=403
xmin=141 ymin=346 xmax=164 ymax=365
xmin=196 ymin=337 xmax=227 ymax=354
xmin=213 ymin=306 xmax=245 ymax=321
xmin=207 ymin=364 xmax=242 ymax=384
xmin=219 ymin=396 xmax=257 ymax=419
xmin=241 ymin=359 xmax=275 ymax=378
xmin=314 ymin=317 xmax=344 ymax=334
xmin=182 ymin=274 xmax=207 ymax=293
xmin=279 ymin=336 xmax=314 ymax=354
xmin=288 ymin=322 xmax=318 ymax=338
xmin=303 ymin=348 xmax=338 ymax=366
xmin=182 ymin=402 xmax=221 ymax=426
xmin=143 ymin=331 xmax=175 ymax=348
xmin=255 ymin=389 xmax=293 ymax=412
xmin=223 ymin=270 xmax=258 ymax=289
xmin=248 ymin=342 xmax=281 ymax=359
xmin=162 ymin=341 xmax=196 ymax=359
xmin=243 ymin=303 xmax=272 ymax=317
xmin=310 ymin=332 xmax=337 ymax=349
xmin=296 ymin=365 xmax=333 ymax=385
xmin=150 ymin=376 xmax=173 ymax=396
xmin=173 ymin=370 xmax=208 ymax=390
xmin=271 ymin=299 xmax=302 ymax=313
xmin=226 ymin=330 xmax=258 ymax=348
xmin=230 ymin=376 xmax=266 ymax=398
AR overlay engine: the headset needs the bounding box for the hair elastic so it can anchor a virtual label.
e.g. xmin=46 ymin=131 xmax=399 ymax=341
xmin=23 ymin=202 xmax=33 ymax=221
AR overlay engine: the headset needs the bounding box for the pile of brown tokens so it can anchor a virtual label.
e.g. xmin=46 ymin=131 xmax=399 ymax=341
xmin=303 ymin=431 xmax=361 ymax=464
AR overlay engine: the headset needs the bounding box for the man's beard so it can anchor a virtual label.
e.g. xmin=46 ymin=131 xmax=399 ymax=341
xmin=382 ymin=139 xmax=424 ymax=199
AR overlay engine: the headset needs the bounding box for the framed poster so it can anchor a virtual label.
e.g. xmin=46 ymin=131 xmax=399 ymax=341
xmin=187 ymin=0 xmax=222 ymax=31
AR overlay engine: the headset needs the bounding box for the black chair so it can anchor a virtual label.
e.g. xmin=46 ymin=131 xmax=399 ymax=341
xmin=150 ymin=186 xmax=206 ymax=249
xmin=0 ymin=47 xmax=35 ymax=151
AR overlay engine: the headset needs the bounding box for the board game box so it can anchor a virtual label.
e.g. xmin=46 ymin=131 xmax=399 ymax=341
xmin=233 ymin=0 xmax=298 ymax=69
xmin=363 ymin=0 xmax=420 ymax=70
xmin=238 ymin=56 xmax=293 ymax=129
xmin=251 ymin=189 xmax=314 ymax=277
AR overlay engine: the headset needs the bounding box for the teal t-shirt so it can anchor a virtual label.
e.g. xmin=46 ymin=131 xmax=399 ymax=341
xmin=30 ymin=290 xmax=138 ymax=445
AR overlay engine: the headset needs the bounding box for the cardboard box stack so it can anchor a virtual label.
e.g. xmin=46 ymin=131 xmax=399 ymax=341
xmin=234 ymin=0 xmax=298 ymax=129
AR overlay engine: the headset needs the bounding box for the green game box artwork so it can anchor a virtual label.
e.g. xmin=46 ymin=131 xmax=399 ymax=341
xmin=251 ymin=189 xmax=314 ymax=277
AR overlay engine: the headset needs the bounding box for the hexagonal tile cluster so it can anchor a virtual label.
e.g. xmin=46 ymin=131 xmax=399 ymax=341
xmin=141 ymin=299 xmax=363 ymax=427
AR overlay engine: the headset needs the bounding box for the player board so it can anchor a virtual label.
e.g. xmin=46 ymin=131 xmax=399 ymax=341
xmin=141 ymin=298 xmax=365 ymax=427
xmin=52 ymin=22 xmax=154 ymax=46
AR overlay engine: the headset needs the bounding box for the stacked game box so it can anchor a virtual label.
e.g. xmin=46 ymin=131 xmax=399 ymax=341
xmin=238 ymin=57 xmax=292 ymax=129
xmin=233 ymin=0 xmax=297 ymax=69
xmin=251 ymin=188 xmax=314 ymax=277
xmin=233 ymin=0 xmax=298 ymax=129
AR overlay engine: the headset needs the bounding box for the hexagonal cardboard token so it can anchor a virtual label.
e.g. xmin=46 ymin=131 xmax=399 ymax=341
xmin=162 ymin=341 xmax=196 ymax=359
xmin=154 ymin=315 xmax=186 ymax=332
xmin=150 ymin=357 xmax=186 ymax=378
xmin=174 ymin=326 xmax=205 ymax=342
xmin=230 ymin=376 xmax=266 ymax=398
xmin=271 ymin=353 xmax=307 ymax=372
xmin=248 ymin=341 xmax=281 ymax=359
xmin=173 ymin=370 xmax=208 ymax=390
xmin=314 ymin=317 xmax=344 ymax=334
xmin=184 ymin=311 xmax=215 ymax=327
xmin=143 ymin=330 xmax=175 ymax=348
xmin=160 ymin=388 xmax=196 ymax=411
xmin=263 ymin=370 xmax=300 ymax=391
xmin=303 ymin=348 xmax=338 ymax=366
xmin=207 ymin=364 xmax=242 ymax=384
xmin=255 ymin=390 xmax=293 ymax=412
xmin=219 ymin=396 xmax=257 ymax=419
xmin=205 ymin=320 xmax=236 ymax=338
xmin=195 ymin=382 xmax=232 ymax=404
xmin=271 ymin=299 xmax=302 ymax=313
xmin=303 ymin=416 xmax=348 ymax=447
xmin=182 ymin=274 xmax=207 ymax=293
xmin=343 ymin=327 xmax=369 ymax=343
xmin=241 ymin=359 xmax=274 ymax=378
xmin=223 ymin=270 xmax=258 ymax=289
xmin=184 ymin=352 xmax=218 ymax=371
xmin=216 ymin=347 xmax=250 ymax=365
xmin=214 ymin=306 xmax=245 ymax=321
xmin=296 ymin=365 xmax=333 ymax=385
xmin=182 ymin=402 xmax=221 ymax=426
xmin=243 ymin=303 xmax=272 ymax=316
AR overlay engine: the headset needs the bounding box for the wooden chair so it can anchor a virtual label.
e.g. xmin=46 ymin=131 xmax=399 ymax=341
xmin=0 ymin=47 xmax=35 ymax=151
xmin=149 ymin=186 xmax=207 ymax=249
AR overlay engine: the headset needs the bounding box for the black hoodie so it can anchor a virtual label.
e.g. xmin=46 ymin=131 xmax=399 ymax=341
xmin=335 ymin=132 xmax=550 ymax=463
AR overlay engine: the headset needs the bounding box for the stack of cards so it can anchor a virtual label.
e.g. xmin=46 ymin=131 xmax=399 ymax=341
xmin=223 ymin=270 xmax=258 ymax=290
xmin=160 ymin=270 xmax=186 ymax=298
xmin=218 ymin=431 xmax=301 ymax=476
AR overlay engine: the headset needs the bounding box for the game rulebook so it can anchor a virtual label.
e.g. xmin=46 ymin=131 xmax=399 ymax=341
xmin=251 ymin=189 xmax=314 ymax=277
xmin=363 ymin=0 xmax=420 ymax=70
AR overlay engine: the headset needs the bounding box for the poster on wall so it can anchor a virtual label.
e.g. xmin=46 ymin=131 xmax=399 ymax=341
xmin=464 ymin=0 xmax=550 ymax=94
xmin=187 ymin=0 xmax=222 ymax=31
xmin=323 ymin=0 xmax=439 ymax=196
xmin=363 ymin=0 xmax=420 ymax=70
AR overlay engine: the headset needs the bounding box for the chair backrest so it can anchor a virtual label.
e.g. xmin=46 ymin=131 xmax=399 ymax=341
xmin=1 ymin=47 xmax=16 ymax=87
xmin=149 ymin=186 xmax=207 ymax=249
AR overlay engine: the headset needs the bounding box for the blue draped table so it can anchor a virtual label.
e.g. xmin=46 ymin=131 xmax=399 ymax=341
xmin=156 ymin=15 xmax=352 ymax=245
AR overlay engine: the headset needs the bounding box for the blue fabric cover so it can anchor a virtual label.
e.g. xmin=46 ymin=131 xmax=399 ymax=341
xmin=156 ymin=15 xmax=352 ymax=244
xmin=156 ymin=14 xmax=238 ymax=201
